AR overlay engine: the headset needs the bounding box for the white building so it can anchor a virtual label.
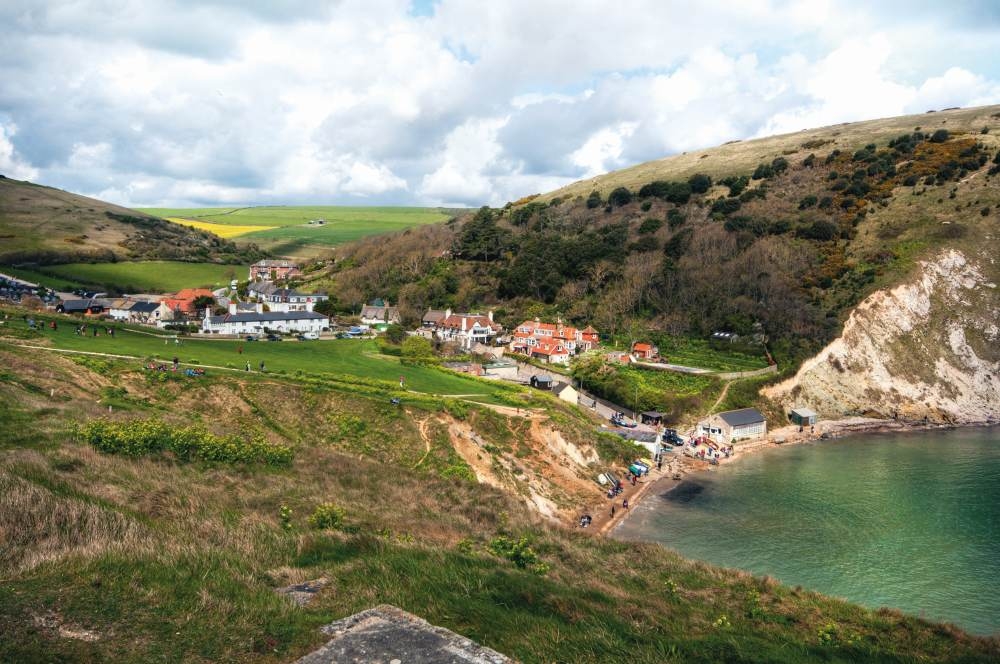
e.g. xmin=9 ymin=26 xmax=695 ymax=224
xmin=201 ymin=303 xmax=328 ymax=335
xmin=264 ymin=288 xmax=328 ymax=313
xmin=435 ymin=311 xmax=501 ymax=349
xmin=697 ymin=408 xmax=767 ymax=444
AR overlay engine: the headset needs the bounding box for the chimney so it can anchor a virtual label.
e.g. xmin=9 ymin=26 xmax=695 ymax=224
xmin=445 ymin=308 xmax=452 ymax=318
xmin=205 ymin=306 xmax=213 ymax=319
xmin=487 ymin=310 xmax=493 ymax=322
xmin=534 ymin=317 xmax=540 ymax=324
xmin=461 ymin=316 xmax=467 ymax=330
xmin=228 ymin=301 xmax=237 ymax=315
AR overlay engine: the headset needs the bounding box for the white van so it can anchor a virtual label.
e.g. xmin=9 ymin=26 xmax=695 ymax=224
xmin=298 ymin=332 xmax=320 ymax=340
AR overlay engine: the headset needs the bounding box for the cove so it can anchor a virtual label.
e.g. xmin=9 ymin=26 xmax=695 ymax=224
xmin=615 ymin=427 xmax=1000 ymax=635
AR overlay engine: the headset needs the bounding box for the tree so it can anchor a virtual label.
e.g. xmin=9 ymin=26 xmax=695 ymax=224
xmin=608 ymin=187 xmax=633 ymax=207
xmin=384 ymin=324 xmax=406 ymax=344
xmin=930 ymin=129 xmax=950 ymax=143
xmin=457 ymin=206 xmax=508 ymax=261
xmin=192 ymin=295 xmax=216 ymax=311
xmin=402 ymin=335 xmax=434 ymax=358
xmin=586 ymin=190 xmax=602 ymax=209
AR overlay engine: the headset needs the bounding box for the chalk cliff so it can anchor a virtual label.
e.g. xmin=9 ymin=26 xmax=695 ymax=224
xmin=765 ymin=249 xmax=1000 ymax=424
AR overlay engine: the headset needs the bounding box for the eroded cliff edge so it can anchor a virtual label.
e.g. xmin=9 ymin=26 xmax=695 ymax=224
xmin=765 ymin=249 xmax=1000 ymax=424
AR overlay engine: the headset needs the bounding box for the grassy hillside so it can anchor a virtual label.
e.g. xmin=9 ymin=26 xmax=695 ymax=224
xmin=0 ymin=177 xmax=265 ymax=266
xmin=36 ymin=261 xmax=248 ymax=294
xmin=2 ymin=316 xmax=997 ymax=663
xmin=142 ymin=206 xmax=457 ymax=260
xmin=535 ymin=105 xmax=1000 ymax=202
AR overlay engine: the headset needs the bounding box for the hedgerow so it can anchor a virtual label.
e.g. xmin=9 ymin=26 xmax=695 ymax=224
xmin=75 ymin=418 xmax=293 ymax=466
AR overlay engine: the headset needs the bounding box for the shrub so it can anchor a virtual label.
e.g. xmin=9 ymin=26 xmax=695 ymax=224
xmin=817 ymin=196 xmax=833 ymax=209
xmin=640 ymin=200 xmax=652 ymax=212
xmin=638 ymin=217 xmax=664 ymax=234
xmin=930 ymin=129 xmax=950 ymax=143
xmin=711 ymin=198 xmax=742 ymax=216
xmin=608 ymin=187 xmax=633 ymax=207
xmin=719 ymin=175 xmax=749 ymax=197
xmin=798 ymin=219 xmax=839 ymax=241
xmin=981 ymin=206 xmax=991 ymax=217
xmin=586 ymin=190 xmax=602 ymax=209
xmin=802 ymin=153 xmax=816 ymax=168
xmin=798 ymin=195 xmax=818 ymax=210
xmin=903 ymin=175 xmax=919 ymax=186
xmin=75 ymin=418 xmax=293 ymax=465
xmin=688 ymin=173 xmax=712 ymax=193
xmin=666 ymin=208 xmax=686 ymax=229
xmin=488 ymin=535 xmax=548 ymax=573
xmin=308 ymin=503 xmax=347 ymax=530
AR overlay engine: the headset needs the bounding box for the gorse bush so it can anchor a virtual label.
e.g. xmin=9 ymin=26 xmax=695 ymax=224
xmin=488 ymin=535 xmax=549 ymax=574
xmin=308 ymin=503 xmax=346 ymax=530
xmin=75 ymin=418 xmax=293 ymax=465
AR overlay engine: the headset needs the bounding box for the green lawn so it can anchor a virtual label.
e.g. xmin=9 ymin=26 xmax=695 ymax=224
xmin=38 ymin=261 xmax=247 ymax=293
xmin=606 ymin=335 xmax=769 ymax=372
xmin=141 ymin=206 xmax=456 ymax=258
xmin=2 ymin=314 xmax=507 ymax=401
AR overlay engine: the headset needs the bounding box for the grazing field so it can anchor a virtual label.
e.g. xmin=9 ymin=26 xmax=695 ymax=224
xmin=165 ymin=218 xmax=277 ymax=238
xmin=653 ymin=337 xmax=769 ymax=372
xmin=142 ymin=206 xmax=457 ymax=258
xmin=39 ymin=261 xmax=246 ymax=293
xmin=2 ymin=314 xmax=508 ymax=402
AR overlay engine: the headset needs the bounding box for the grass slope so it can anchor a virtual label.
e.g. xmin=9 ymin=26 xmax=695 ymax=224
xmin=0 ymin=177 xmax=262 ymax=265
xmin=4 ymin=314 xmax=509 ymax=402
xmin=0 ymin=338 xmax=997 ymax=663
xmin=535 ymin=105 xmax=1000 ymax=202
xmin=143 ymin=206 xmax=456 ymax=259
xmin=37 ymin=261 xmax=248 ymax=293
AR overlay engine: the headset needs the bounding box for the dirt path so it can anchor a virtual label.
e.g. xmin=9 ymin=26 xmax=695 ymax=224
xmin=413 ymin=417 xmax=433 ymax=468
xmin=708 ymin=380 xmax=733 ymax=413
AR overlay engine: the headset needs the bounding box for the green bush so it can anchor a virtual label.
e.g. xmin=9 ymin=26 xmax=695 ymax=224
xmin=75 ymin=418 xmax=293 ymax=466
xmin=688 ymin=173 xmax=712 ymax=193
xmin=308 ymin=503 xmax=347 ymax=530
xmin=586 ymin=190 xmax=602 ymax=209
xmin=930 ymin=129 xmax=950 ymax=143
xmin=488 ymin=535 xmax=548 ymax=574
xmin=608 ymin=187 xmax=633 ymax=207
xmin=638 ymin=217 xmax=664 ymax=234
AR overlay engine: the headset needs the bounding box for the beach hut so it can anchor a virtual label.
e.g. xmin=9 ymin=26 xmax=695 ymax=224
xmin=640 ymin=411 xmax=664 ymax=426
xmin=529 ymin=374 xmax=553 ymax=390
xmin=789 ymin=407 xmax=817 ymax=426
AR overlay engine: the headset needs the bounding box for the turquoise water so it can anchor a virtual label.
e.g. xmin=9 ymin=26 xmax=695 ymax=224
xmin=615 ymin=427 xmax=1000 ymax=635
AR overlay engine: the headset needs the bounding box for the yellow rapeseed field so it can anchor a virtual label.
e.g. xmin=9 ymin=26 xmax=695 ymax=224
xmin=166 ymin=217 xmax=276 ymax=238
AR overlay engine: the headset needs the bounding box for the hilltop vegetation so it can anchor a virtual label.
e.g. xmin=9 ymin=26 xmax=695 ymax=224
xmin=314 ymin=106 xmax=1000 ymax=370
xmin=1 ymin=322 xmax=997 ymax=663
xmin=0 ymin=177 xmax=265 ymax=267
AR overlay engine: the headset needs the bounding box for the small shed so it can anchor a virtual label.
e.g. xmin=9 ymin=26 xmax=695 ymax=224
xmin=529 ymin=374 xmax=553 ymax=390
xmin=552 ymin=381 xmax=578 ymax=404
xmin=640 ymin=411 xmax=664 ymax=425
xmin=789 ymin=407 xmax=817 ymax=426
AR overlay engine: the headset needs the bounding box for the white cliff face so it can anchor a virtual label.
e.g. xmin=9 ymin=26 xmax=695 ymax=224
xmin=765 ymin=250 xmax=1000 ymax=424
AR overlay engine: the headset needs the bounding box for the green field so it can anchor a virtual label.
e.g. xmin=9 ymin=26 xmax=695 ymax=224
xmin=36 ymin=261 xmax=247 ymax=293
xmin=141 ymin=206 xmax=457 ymax=259
xmin=2 ymin=314 xmax=507 ymax=402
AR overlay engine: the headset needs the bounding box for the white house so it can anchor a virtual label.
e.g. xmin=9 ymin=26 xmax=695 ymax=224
xmin=264 ymin=288 xmax=328 ymax=313
xmin=435 ymin=311 xmax=501 ymax=349
xmin=360 ymin=301 xmax=401 ymax=326
xmin=697 ymin=408 xmax=767 ymax=444
xmin=201 ymin=303 xmax=328 ymax=335
xmin=552 ymin=381 xmax=579 ymax=405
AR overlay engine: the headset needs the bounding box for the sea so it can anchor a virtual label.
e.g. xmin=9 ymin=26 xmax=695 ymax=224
xmin=614 ymin=426 xmax=1000 ymax=636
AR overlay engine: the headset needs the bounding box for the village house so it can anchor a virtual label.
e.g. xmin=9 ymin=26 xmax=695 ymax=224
xmin=434 ymin=311 xmax=501 ymax=349
xmin=360 ymin=301 xmax=401 ymax=326
xmin=56 ymin=298 xmax=108 ymax=315
xmin=511 ymin=318 xmax=599 ymax=357
xmin=108 ymin=298 xmax=163 ymax=324
xmin=552 ymin=381 xmax=579 ymax=405
xmin=421 ymin=309 xmax=448 ymax=329
xmin=249 ymin=259 xmax=302 ymax=282
xmin=264 ymin=288 xmax=328 ymax=313
xmin=631 ymin=342 xmax=659 ymax=360
xmin=247 ymin=281 xmax=279 ymax=300
xmin=161 ymin=288 xmax=215 ymax=319
xmin=697 ymin=408 xmax=767 ymax=444
xmin=201 ymin=303 xmax=328 ymax=335
xmin=529 ymin=338 xmax=571 ymax=365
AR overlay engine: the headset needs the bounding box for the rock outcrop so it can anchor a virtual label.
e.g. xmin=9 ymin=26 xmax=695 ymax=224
xmin=765 ymin=249 xmax=1000 ymax=424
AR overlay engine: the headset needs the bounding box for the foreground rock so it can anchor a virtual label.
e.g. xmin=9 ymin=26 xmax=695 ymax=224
xmin=295 ymin=605 xmax=511 ymax=664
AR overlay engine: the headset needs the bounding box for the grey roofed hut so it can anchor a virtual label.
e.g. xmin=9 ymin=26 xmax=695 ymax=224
xmin=640 ymin=411 xmax=664 ymax=425
xmin=529 ymin=374 xmax=553 ymax=389
xmin=789 ymin=407 xmax=818 ymax=426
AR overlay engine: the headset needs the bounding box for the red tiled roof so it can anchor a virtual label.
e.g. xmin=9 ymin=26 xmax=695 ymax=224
xmin=633 ymin=343 xmax=654 ymax=353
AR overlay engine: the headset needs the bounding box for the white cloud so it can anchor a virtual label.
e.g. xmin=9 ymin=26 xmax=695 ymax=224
xmin=0 ymin=1 xmax=998 ymax=206
xmin=0 ymin=122 xmax=38 ymax=181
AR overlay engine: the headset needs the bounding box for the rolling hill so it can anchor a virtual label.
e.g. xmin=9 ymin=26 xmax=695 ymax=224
xmin=0 ymin=176 xmax=264 ymax=267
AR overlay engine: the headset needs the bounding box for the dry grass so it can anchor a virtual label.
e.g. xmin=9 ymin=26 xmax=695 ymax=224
xmin=538 ymin=104 xmax=1000 ymax=202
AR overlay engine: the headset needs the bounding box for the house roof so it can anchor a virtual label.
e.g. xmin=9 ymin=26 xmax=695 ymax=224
xmin=423 ymin=309 xmax=447 ymax=322
xmin=109 ymin=299 xmax=135 ymax=310
xmin=641 ymin=411 xmax=664 ymax=418
xmin=360 ymin=304 xmax=399 ymax=321
xmin=206 ymin=311 xmax=328 ymax=324
xmin=552 ymin=381 xmax=575 ymax=394
xmin=717 ymin=408 xmax=766 ymax=427
xmin=439 ymin=314 xmax=498 ymax=332
xmin=131 ymin=301 xmax=160 ymax=313
xmin=531 ymin=373 xmax=553 ymax=382
xmin=633 ymin=343 xmax=654 ymax=352
xmin=59 ymin=299 xmax=103 ymax=311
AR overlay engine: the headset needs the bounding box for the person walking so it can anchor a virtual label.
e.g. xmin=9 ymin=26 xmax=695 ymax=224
xmin=623 ymin=498 xmax=630 ymax=511
xmin=245 ymin=361 xmax=250 ymax=372
xmin=260 ymin=361 xmax=265 ymax=372
xmin=610 ymin=505 xmax=616 ymax=518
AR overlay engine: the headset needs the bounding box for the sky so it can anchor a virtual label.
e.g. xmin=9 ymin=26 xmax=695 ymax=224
xmin=1 ymin=0 xmax=999 ymax=208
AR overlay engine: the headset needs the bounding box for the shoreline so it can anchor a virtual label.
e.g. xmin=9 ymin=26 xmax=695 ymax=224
xmin=597 ymin=416 xmax=999 ymax=537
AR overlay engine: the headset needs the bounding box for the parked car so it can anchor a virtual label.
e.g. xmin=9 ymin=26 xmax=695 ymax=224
xmin=297 ymin=332 xmax=319 ymax=341
xmin=245 ymin=335 xmax=257 ymax=341
xmin=266 ymin=334 xmax=282 ymax=341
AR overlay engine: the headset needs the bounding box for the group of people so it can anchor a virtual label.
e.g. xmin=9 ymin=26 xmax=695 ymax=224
xmin=74 ymin=324 xmax=115 ymax=337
